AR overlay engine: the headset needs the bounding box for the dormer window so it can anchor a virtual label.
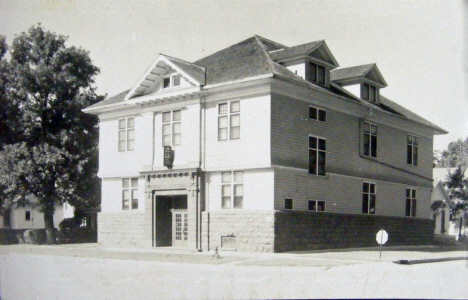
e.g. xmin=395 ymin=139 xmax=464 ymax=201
xmin=162 ymin=74 xmax=182 ymax=89
xmin=362 ymin=83 xmax=378 ymax=103
xmin=309 ymin=62 xmax=326 ymax=85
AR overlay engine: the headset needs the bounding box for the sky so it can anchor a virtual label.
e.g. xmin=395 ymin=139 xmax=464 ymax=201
xmin=0 ymin=0 xmax=466 ymax=151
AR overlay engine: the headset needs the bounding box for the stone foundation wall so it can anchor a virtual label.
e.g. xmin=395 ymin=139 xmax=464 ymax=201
xmin=98 ymin=212 xmax=150 ymax=248
xmin=274 ymin=211 xmax=434 ymax=252
xmin=201 ymin=210 xmax=275 ymax=252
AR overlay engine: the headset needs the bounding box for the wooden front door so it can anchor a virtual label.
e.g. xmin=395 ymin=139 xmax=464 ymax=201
xmin=172 ymin=210 xmax=188 ymax=247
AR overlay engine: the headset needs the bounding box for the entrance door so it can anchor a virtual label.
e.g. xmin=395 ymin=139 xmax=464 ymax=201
xmin=154 ymin=194 xmax=187 ymax=247
xmin=172 ymin=210 xmax=188 ymax=247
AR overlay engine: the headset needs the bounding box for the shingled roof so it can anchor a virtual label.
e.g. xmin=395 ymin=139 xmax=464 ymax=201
xmin=83 ymin=36 xmax=447 ymax=135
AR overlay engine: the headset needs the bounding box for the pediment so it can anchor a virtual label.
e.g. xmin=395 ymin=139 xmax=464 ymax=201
xmin=308 ymin=42 xmax=339 ymax=68
xmin=125 ymin=54 xmax=206 ymax=100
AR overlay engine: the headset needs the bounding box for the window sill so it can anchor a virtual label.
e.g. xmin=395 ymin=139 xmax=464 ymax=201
xmin=307 ymin=173 xmax=329 ymax=180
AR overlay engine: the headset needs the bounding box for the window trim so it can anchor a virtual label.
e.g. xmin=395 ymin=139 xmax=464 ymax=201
xmin=308 ymin=200 xmax=326 ymax=212
xmin=405 ymin=187 xmax=417 ymax=217
xmin=162 ymin=74 xmax=182 ymax=90
xmin=221 ymin=171 xmax=244 ymax=209
xmin=122 ymin=177 xmax=139 ymax=210
xmin=284 ymin=198 xmax=294 ymax=210
xmin=162 ymin=110 xmax=182 ymax=147
xmin=362 ymin=181 xmax=376 ymax=215
xmin=362 ymin=121 xmax=377 ymax=158
xmin=407 ymin=134 xmax=419 ymax=166
xmin=218 ymin=101 xmax=240 ymax=141
xmin=308 ymin=135 xmax=327 ymax=176
xmin=118 ymin=117 xmax=135 ymax=152
xmin=309 ymin=106 xmax=327 ymax=123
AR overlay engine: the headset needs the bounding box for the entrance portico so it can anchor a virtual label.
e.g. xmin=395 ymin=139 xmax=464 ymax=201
xmin=145 ymin=168 xmax=202 ymax=250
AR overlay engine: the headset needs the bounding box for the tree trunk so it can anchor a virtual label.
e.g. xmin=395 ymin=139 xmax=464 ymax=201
xmin=44 ymin=209 xmax=57 ymax=244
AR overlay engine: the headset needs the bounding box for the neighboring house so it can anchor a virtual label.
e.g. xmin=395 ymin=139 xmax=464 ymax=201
xmin=431 ymin=180 xmax=453 ymax=235
xmin=432 ymin=167 xmax=466 ymax=236
xmin=83 ymin=36 xmax=447 ymax=252
xmin=0 ymin=196 xmax=71 ymax=230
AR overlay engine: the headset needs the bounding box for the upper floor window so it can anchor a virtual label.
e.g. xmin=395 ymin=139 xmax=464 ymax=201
xmin=221 ymin=171 xmax=243 ymax=209
xmin=309 ymin=106 xmax=327 ymax=122
xmin=363 ymin=122 xmax=377 ymax=158
xmin=406 ymin=188 xmax=417 ymax=217
xmin=284 ymin=198 xmax=293 ymax=210
xmin=309 ymin=136 xmax=326 ymax=176
xmin=362 ymin=83 xmax=377 ymax=103
xmin=122 ymin=178 xmax=138 ymax=210
xmin=162 ymin=110 xmax=181 ymax=146
xmin=309 ymin=62 xmax=326 ymax=85
xmin=407 ymin=134 xmax=418 ymax=166
xmin=25 ymin=211 xmax=31 ymax=221
xmin=362 ymin=182 xmax=376 ymax=214
xmin=162 ymin=74 xmax=181 ymax=89
xmin=218 ymin=101 xmax=240 ymax=141
xmin=308 ymin=200 xmax=326 ymax=212
xmin=118 ymin=117 xmax=135 ymax=152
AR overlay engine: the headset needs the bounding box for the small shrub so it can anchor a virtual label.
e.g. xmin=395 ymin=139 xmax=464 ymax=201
xmin=57 ymin=227 xmax=97 ymax=244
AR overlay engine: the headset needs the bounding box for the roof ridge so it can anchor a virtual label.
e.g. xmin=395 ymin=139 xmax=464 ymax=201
xmin=194 ymin=36 xmax=257 ymax=65
xmin=332 ymin=63 xmax=376 ymax=72
xmin=289 ymin=40 xmax=324 ymax=52
xmin=254 ymin=34 xmax=287 ymax=48
xmin=159 ymin=53 xmax=206 ymax=70
xmin=254 ymin=35 xmax=276 ymax=76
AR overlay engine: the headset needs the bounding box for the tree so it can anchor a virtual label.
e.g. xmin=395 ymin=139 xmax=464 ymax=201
xmin=445 ymin=165 xmax=468 ymax=239
xmin=437 ymin=137 xmax=468 ymax=168
xmin=0 ymin=25 xmax=102 ymax=244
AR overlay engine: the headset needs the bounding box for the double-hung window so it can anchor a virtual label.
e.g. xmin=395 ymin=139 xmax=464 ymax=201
xmin=406 ymin=188 xmax=417 ymax=217
xmin=25 ymin=211 xmax=31 ymax=221
xmin=362 ymin=182 xmax=376 ymax=214
xmin=162 ymin=110 xmax=181 ymax=146
xmin=309 ymin=62 xmax=326 ymax=85
xmin=363 ymin=122 xmax=377 ymax=158
xmin=118 ymin=117 xmax=135 ymax=152
xmin=309 ymin=106 xmax=327 ymax=122
xmin=407 ymin=134 xmax=418 ymax=166
xmin=221 ymin=171 xmax=243 ymax=209
xmin=218 ymin=101 xmax=240 ymax=141
xmin=309 ymin=136 xmax=326 ymax=176
xmin=308 ymin=200 xmax=326 ymax=212
xmin=122 ymin=178 xmax=138 ymax=210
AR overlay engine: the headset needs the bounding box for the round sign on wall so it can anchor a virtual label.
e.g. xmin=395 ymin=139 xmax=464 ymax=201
xmin=376 ymin=229 xmax=388 ymax=245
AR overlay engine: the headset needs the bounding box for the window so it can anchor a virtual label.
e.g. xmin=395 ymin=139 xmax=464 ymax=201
xmin=162 ymin=74 xmax=182 ymax=89
xmin=162 ymin=110 xmax=181 ymax=146
xmin=407 ymin=134 xmax=418 ymax=166
xmin=25 ymin=211 xmax=31 ymax=221
xmin=122 ymin=178 xmax=138 ymax=210
xmin=309 ymin=136 xmax=326 ymax=176
xmin=406 ymin=188 xmax=417 ymax=217
xmin=221 ymin=171 xmax=243 ymax=209
xmin=218 ymin=101 xmax=240 ymax=141
xmin=284 ymin=198 xmax=293 ymax=210
xmin=308 ymin=200 xmax=326 ymax=212
xmin=118 ymin=117 xmax=135 ymax=152
xmin=363 ymin=122 xmax=377 ymax=158
xmin=309 ymin=62 xmax=326 ymax=85
xmin=362 ymin=182 xmax=376 ymax=214
xmin=362 ymin=83 xmax=377 ymax=103
xmin=309 ymin=106 xmax=327 ymax=122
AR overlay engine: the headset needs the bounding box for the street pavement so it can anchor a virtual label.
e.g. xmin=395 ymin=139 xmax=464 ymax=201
xmin=0 ymin=244 xmax=467 ymax=299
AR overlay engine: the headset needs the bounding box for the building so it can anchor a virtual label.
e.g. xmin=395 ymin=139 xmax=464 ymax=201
xmin=83 ymin=36 xmax=447 ymax=252
xmin=0 ymin=196 xmax=71 ymax=230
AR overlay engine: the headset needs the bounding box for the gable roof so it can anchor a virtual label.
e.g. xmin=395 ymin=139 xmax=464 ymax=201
xmin=331 ymin=63 xmax=387 ymax=87
xmin=125 ymin=54 xmax=206 ymax=100
xmin=268 ymin=40 xmax=339 ymax=68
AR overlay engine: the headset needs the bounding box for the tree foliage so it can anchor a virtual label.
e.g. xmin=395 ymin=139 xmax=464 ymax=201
xmin=445 ymin=165 xmax=468 ymax=219
xmin=436 ymin=137 xmax=468 ymax=168
xmin=0 ymin=25 xmax=102 ymax=243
